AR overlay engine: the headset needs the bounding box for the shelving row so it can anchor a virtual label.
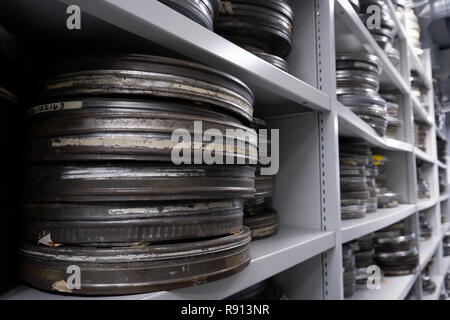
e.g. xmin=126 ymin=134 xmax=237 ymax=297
xmin=0 ymin=0 xmax=448 ymax=300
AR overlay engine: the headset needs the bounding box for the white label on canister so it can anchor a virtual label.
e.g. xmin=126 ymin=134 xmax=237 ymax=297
xmin=27 ymin=101 xmax=83 ymax=115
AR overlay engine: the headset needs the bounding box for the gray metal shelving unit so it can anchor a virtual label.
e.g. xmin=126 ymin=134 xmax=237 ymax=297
xmin=1 ymin=0 xmax=449 ymax=300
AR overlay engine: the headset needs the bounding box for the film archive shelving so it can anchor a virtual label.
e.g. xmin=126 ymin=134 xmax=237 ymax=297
xmin=1 ymin=0 xmax=448 ymax=300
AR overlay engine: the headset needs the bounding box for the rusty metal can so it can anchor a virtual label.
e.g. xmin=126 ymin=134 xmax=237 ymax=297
xmin=19 ymin=227 xmax=251 ymax=295
xmin=243 ymin=209 xmax=278 ymax=240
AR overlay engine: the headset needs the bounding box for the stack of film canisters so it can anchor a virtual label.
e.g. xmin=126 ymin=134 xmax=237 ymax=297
xmin=443 ymin=232 xmax=450 ymax=257
xmin=354 ymin=234 xmax=376 ymax=290
xmin=419 ymin=211 xmax=433 ymax=241
xmin=411 ymin=70 xmax=428 ymax=110
xmin=414 ymin=122 xmax=428 ymax=152
xmin=20 ymin=53 xmax=260 ymax=295
xmin=373 ymin=154 xmax=400 ymax=209
xmin=373 ymin=223 xmax=419 ymax=276
xmin=243 ymin=118 xmax=278 ymax=241
xmin=215 ymin=0 xmax=293 ymax=73
xmin=416 ymin=160 xmax=430 ymax=199
xmin=380 ymin=93 xmax=402 ymax=138
xmin=336 ymin=53 xmax=388 ymax=137
xmin=158 ymin=0 xmax=221 ymax=31
xmin=340 ymin=140 xmax=377 ymax=219
xmin=343 ymin=244 xmax=357 ymax=298
xmin=422 ymin=261 xmax=437 ymax=296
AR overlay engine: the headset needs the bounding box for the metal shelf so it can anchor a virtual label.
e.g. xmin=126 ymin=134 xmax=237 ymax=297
xmin=417 ymin=197 xmax=439 ymax=212
xmin=337 ymin=101 xmax=413 ymax=152
xmin=414 ymin=147 xmax=435 ymax=164
xmin=419 ymin=237 xmax=441 ymax=270
xmin=52 ymin=0 xmax=331 ymax=115
xmin=351 ymin=273 xmax=418 ymax=300
xmin=437 ymin=160 xmax=447 ymax=170
xmin=0 ymin=227 xmax=335 ymax=300
xmin=341 ymin=205 xmax=416 ymax=243
xmin=412 ymin=96 xmax=433 ymax=126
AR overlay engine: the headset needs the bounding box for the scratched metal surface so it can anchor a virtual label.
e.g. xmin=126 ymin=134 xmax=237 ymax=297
xmin=22 ymin=199 xmax=244 ymax=245
xmin=35 ymin=54 xmax=254 ymax=123
xmin=243 ymin=209 xmax=278 ymax=240
xmin=25 ymin=98 xmax=258 ymax=163
xmin=18 ymin=227 xmax=251 ymax=295
xmin=24 ymin=163 xmax=256 ymax=202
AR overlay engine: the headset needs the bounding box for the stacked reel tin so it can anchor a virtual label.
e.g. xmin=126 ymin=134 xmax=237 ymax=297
xmin=443 ymin=232 xmax=450 ymax=257
xmin=215 ymin=0 xmax=294 ymax=73
xmin=20 ymin=54 xmax=258 ymax=295
xmin=373 ymin=222 xmax=419 ymax=276
xmin=405 ymin=8 xmax=423 ymax=56
xmin=353 ymin=234 xmax=377 ymax=291
xmin=437 ymin=138 xmax=448 ymax=165
xmin=243 ymin=118 xmax=278 ymax=240
xmin=414 ymin=123 xmax=428 ymax=152
xmin=158 ymin=0 xmax=221 ymax=31
xmin=336 ymin=53 xmax=388 ymax=137
xmin=422 ymin=259 xmax=437 ymax=296
xmin=439 ymin=169 xmax=447 ymax=195
xmin=340 ymin=140 xmax=378 ymax=219
xmin=416 ymin=160 xmax=431 ymax=200
xmin=373 ymin=154 xmax=400 ymax=209
xmin=411 ymin=70 xmax=428 ymax=111
xmin=342 ymin=244 xmax=357 ymax=298
xmin=419 ymin=211 xmax=433 ymax=241
xmin=380 ymin=93 xmax=402 ymax=138
xmin=359 ymin=0 xmax=397 ymax=57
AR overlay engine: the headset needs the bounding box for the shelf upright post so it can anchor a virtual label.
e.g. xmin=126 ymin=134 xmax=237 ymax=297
xmin=316 ymin=0 xmax=343 ymax=300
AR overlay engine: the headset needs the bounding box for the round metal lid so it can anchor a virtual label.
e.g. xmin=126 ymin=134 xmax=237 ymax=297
xmin=38 ymin=54 xmax=255 ymax=123
xmin=336 ymin=53 xmax=381 ymax=73
xmin=375 ymin=232 xmax=416 ymax=245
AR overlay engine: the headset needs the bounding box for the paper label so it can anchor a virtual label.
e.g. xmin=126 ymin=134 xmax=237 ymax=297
xmin=27 ymin=101 xmax=83 ymax=115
